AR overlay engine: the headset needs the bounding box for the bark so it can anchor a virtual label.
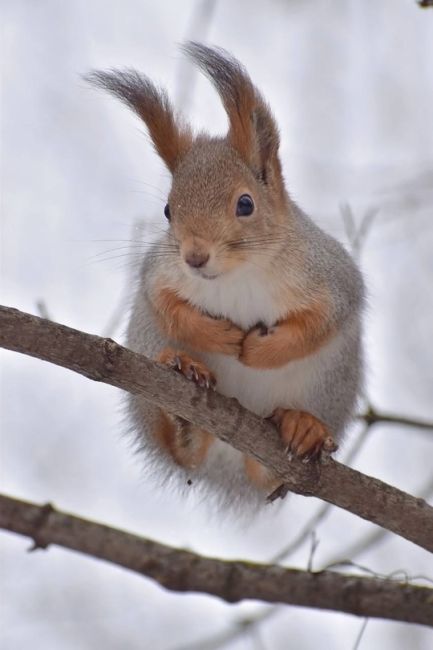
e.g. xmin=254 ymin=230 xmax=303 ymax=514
xmin=1 ymin=494 xmax=432 ymax=626
xmin=1 ymin=305 xmax=433 ymax=553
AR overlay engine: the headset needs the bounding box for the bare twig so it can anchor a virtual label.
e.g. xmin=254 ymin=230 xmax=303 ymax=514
xmin=1 ymin=494 xmax=432 ymax=626
xmin=353 ymin=619 xmax=369 ymax=650
xmin=1 ymin=305 xmax=433 ymax=552
xmin=359 ymin=406 xmax=433 ymax=432
xmin=171 ymin=610 xmax=277 ymax=650
xmin=35 ymin=299 xmax=51 ymax=320
xmin=340 ymin=203 xmax=378 ymax=261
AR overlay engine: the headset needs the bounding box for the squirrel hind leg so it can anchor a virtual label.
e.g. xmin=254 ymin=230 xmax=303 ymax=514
xmin=154 ymin=348 xmax=216 ymax=468
xmin=155 ymin=409 xmax=214 ymax=469
xmin=244 ymin=455 xmax=281 ymax=493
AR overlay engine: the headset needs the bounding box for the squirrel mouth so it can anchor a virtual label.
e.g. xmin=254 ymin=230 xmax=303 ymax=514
xmin=198 ymin=271 xmax=219 ymax=280
xmin=190 ymin=268 xmax=219 ymax=280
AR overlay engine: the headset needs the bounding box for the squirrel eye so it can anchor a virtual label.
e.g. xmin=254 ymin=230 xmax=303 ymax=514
xmin=164 ymin=203 xmax=171 ymax=221
xmin=236 ymin=194 xmax=254 ymax=217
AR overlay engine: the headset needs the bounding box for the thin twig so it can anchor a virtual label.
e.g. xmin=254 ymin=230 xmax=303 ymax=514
xmin=35 ymin=299 xmax=51 ymax=320
xmin=340 ymin=203 xmax=378 ymax=261
xmin=359 ymin=406 xmax=433 ymax=432
xmin=171 ymin=610 xmax=277 ymax=650
xmin=353 ymin=618 xmax=369 ymax=650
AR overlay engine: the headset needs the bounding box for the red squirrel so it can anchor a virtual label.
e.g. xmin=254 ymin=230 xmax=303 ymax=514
xmin=89 ymin=43 xmax=364 ymax=506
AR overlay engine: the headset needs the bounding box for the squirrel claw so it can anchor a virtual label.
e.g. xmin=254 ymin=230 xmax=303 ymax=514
xmin=254 ymin=321 xmax=270 ymax=337
xmin=205 ymin=376 xmax=217 ymax=390
xmin=282 ymin=444 xmax=294 ymax=460
xmin=157 ymin=349 xmax=216 ymax=390
xmin=323 ymin=436 xmax=339 ymax=453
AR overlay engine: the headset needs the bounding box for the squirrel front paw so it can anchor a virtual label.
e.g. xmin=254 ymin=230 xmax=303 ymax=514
xmin=239 ymin=322 xmax=283 ymax=368
xmin=204 ymin=317 xmax=244 ymax=357
xmin=157 ymin=348 xmax=216 ymax=389
xmin=270 ymin=408 xmax=338 ymax=461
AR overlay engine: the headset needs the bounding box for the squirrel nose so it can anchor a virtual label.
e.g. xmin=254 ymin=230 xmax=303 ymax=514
xmin=185 ymin=252 xmax=210 ymax=268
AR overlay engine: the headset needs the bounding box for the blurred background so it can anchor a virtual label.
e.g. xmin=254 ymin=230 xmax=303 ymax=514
xmin=1 ymin=1 xmax=433 ymax=648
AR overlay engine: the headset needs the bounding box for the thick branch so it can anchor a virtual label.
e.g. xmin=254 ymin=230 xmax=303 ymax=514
xmin=1 ymin=494 xmax=432 ymax=626
xmin=1 ymin=305 xmax=433 ymax=552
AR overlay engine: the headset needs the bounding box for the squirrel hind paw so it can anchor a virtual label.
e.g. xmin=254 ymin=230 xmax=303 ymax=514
xmin=271 ymin=409 xmax=337 ymax=461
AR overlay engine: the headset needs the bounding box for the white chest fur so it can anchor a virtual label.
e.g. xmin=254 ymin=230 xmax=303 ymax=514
xmin=179 ymin=263 xmax=285 ymax=330
xmin=176 ymin=264 xmax=337 ymax=418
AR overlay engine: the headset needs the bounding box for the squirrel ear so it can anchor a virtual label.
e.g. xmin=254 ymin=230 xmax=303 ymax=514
xmin=183 ymin=42 xmax=281 ymax=184
xmin=86 ymin=69 xmax=192 ymax=173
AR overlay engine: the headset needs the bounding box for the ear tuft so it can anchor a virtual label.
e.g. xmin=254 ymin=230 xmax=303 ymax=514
xmin=182 ymin=42 xmax=280 ymax=181
xmin=86 ymin=69 xmax=192 ymax=172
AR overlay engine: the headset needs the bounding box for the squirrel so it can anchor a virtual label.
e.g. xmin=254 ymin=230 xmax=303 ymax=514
xmin=88 ymin=42 xmax=365 ymax=509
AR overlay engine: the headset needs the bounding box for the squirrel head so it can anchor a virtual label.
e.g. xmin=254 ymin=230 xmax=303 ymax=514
xmin=88 ymin=43 xmax=290 ymax=280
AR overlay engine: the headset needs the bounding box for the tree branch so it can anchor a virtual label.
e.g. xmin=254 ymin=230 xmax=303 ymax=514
xmin=1 ymin=305 xmax=433 ymax=552
xmin=179 ymin=475 xmax=433 ymax=649
xmin=1 ymin=494 xmax=432 ymax=626
xmin=359 ymin=407 xmax=433 ymax=432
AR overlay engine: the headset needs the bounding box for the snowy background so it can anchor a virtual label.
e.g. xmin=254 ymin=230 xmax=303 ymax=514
xmin=1 ymin=1 xmax=433 ymax=648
